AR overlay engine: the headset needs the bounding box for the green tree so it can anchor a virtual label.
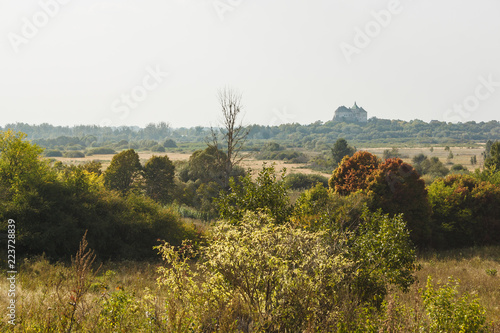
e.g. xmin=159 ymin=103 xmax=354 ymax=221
xmin=143 ymin=155 xmax=175 ymax=204
xmin=428 ymin=174 xmax=500 ymax=248
xmin=0 ymin=130 xmax=49 ymax=195
xmin=366 ymin=158 xmax=432 ymax=246
xmin=382 ymin=147 xmax=401 ymax=160
xmin=412 ymin=154 xmax=449 ymax=177
xmin=103 ymin=149 xmax=142 ymax=194
xmin=163 ymin=138 xmax=177 ymax=148
xmin=331 ymin=138 xmax=356 ymax=166
xmin=484 ymin=141 xmax=500 ymax=170
xmin=182 ymin=146 xmax=226 ymax=184
xmin=216 ymin=164 xmax=292 ymax=224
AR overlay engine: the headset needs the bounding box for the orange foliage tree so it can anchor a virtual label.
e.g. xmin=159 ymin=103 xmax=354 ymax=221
xmin=328 ymin=151 xmax=380 ymax=195
xmin=329 ymin=153 xmax=432 ymax=247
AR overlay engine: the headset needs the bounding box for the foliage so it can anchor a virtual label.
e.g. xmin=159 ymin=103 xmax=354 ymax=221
xmin=331 ymin=138 xmax=356 ymax=166
xmin=181 ymin=146 xmax=225 ymax=185
xmin=0 ymin=130 xmax=50 ymax=200
xmin=44 ymin=149 xmax=63 ymax=157
xmin=366 ymin=158 xmax=432 ymax=247
xmin=163 ymin=138 xmax=177 ymax=147
xmin=86 ymin=147 xmax=116 ymax=155
xmin=151 ymin=144 xmax=165 ymax=152
xmin=256 ymin=149 xmax=308 ymax=163
xmin=329 ymin=151 xmax=380 ymax=195
xmin=7 ymin=119 xmax=500 ymax=151
xmin=293 ymin=185 xmax=418 ymax=306
xmin=64 ymin=151 xmax=85 ymax=158
xmin=201 ymin=212 xmax=351 ymax=331
xmin=216 ymin=164 xmax=292 ymax=224
xmin=103 ymin=149 xmax=142 ymax=194
xmin=292 ymin=183 xmax=367 ymax=231
xmin=383 ymin=147 xmax=403 ymax=160
xmin=412 ymin=154 xmax=449 ymax=177
xmin=473 ymin=166 xmax=500 ymax=185
xmin=484 ymin=141 xmax=500 ymax=170
xmin=284 ymin=173 xmax=328 ymax=190
xmin=422 ymin=276 xmax=487 ymax=332
xmin=427 ymin=174 xmax=500 ymax=248
xmin=0 ymin=133 xmax=194 ymax=260
xmin=143 ymin=155 xmax=175 ymax=204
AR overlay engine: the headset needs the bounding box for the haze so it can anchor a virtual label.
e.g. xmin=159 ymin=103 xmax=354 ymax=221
xmin=1 ymin=0 xmax=499 ymax=128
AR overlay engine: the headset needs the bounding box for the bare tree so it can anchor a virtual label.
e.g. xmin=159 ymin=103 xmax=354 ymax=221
xmin=209 ymin=87 xmax=249 ymax=187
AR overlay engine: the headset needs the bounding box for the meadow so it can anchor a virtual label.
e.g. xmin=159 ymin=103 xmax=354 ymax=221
xmin=1 ymin=244 xmax=498 ymax=332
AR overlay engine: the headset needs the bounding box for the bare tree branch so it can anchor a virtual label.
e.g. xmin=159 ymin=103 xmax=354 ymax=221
xmin=208 ymin=87 xmax=249 ymax=187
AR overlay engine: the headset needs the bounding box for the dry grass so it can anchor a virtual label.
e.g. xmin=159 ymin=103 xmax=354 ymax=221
xmin=1 ymin=246 xmax=498 ymax=331
xmin=392 ymin=246 xmax=500 ymax=330
xmin=46 ymin=151 xmax=332 ymax=177
xmin=361 ymin=146 xmax=485 ymax=171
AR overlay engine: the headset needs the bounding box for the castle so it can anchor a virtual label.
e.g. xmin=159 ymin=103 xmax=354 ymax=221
xmin=333 ymin=102 xmax=367 ymax=123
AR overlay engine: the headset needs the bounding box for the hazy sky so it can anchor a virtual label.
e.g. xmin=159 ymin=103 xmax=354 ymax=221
xmin=1 ymin=0 xmax=499 ymax=128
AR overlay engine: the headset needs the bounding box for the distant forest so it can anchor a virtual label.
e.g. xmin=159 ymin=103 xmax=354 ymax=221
xmin=2 ymin=118 xmax=500 ymax=153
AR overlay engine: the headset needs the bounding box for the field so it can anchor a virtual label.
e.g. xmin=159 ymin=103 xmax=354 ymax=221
xmin=47 ymin=151 xmax=333 ymax=178
xmin=1 ymin=247 xmax=498 ymax=331
xmin=47 ymin=145 xmax=484 ymax=178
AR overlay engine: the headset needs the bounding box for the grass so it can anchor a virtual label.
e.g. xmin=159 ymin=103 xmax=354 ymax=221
xmin=390 ymin=246 xmax=500 ymax=330
xmin=1 ymin=246 xmax=498 ymax=331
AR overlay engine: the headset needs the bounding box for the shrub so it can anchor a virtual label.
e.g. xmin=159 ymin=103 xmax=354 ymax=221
xmin=422 ymin=276 xmax=487 ymax=333
xmin=285 ymin=173 xmax=328 ymax=190
xmin=156 ymin=212 xmax=353 ymax=331
xmin=367 ymin=158 xmax=432 ymax=247
xmin=428 ymin=174 xmax=500 ymax=248
xmin=163 ymin=138 xmax=177 ymax=148
xmin=64 ymin=151 xmax=85 ymax=158
xmin=44 ymin=149 xmax=63 ymax=157
xmin=86 ymin=147 xmax=116 ymax=155
xmin=156 ymin=209 xmax=418 ymax=331
xmin=151 ymin=144 xmax=165 ymax=152
xmin=216 ymin=164 xmax=292 ymax=224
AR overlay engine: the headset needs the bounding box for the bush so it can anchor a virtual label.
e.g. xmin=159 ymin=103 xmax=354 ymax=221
xmin=216 ymin=164 xmax=292 ymax=224
xmin=156 ymin=209 xmax=418 ymax=331
xmin=44 ymin=149 xmax=63 ymax=157
xmin=367 ymin=158 xmax=432 ymax=247
xmin=285 ymin=173 xmax=328 ymax=190
xmin=151 ymin=144 xmax=165 ymax=152
xmin=163 ymin=139 xmax=177 ymax=148
xmin=428 ymin=174 xmax=500 ymax=248
xmin=422 ymin=276 xmax=487 ymax=332
xmin=87 ymin=147 xmax=116 ymax=155
xmin=64 ymin=151 xmax=85 ymax=158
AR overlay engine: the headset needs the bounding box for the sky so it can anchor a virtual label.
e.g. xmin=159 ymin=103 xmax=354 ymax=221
xmin=1 ymin=0 xmax=499 ymax=128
